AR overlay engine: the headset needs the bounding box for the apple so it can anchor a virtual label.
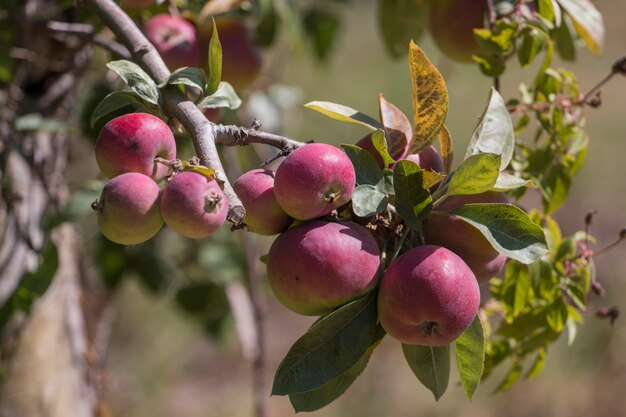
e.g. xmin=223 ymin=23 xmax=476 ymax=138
xmin=93 ymin=172 xmax=164 ymax=245
xmin=377 ymin=245 xmax=480 ymax=346
xmin=404 ymin=145 xmax=444 ymax=173
xmin=428 ymin=0 xmax=486 ymax=63
xmin=95 ymin=112 xmax=176 ymax=182
xmin=266 ymin=220 xmax=381 ymax=316
xmin=233 ymin=168 xmax=293 ymax=235
xmin=198 ymin=17 xmax=262 ymax=91
xmin=273 ymin=143 xmax=356 ymax=221
xmin=143 ymin=14 xmax=201 ymax=71
xmin=422 ymin=192 xmax=508 ymax=284
xmin=160 ymin=171 xmax=228 ymax=238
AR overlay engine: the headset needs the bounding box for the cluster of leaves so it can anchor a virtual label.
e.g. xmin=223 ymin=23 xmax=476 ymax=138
xmin=90 ymin=19 xmax=241 ymax=127
xmin=269 ymin=42 xmax=552 ymax=411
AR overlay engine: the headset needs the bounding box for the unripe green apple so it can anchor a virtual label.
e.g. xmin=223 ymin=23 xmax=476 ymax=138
xmin=93 ymin=172 xmax=164 ymax=245
xmin=198 ymin=17 xmax=262 ymax=91
xmin=274 ymin=143 xmax=356 ymax=221
xmin=144 ymin=14 xmax=201 ymax=71
xmin=233 ymin=168 xmax=293 ymax=235
xmin=160 ymin=171 xmax=228 ymax=239
xmin=95 ymin=112 xmax=176 ymax=182
xmin=422 ymin=192 xmax=508 ymax=284
xmin=267 ymin=220 xmax=381 ymax=316
xmin=428 ymin=0 xmax=486 ymax=63
xmin=378 ymin=245 xmax=480 ymax=346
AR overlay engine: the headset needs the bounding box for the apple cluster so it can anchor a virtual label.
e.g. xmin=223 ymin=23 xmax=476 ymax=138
xmin=142 ymin=14 xmax=262 ymax=91
xmin=91 ymin=112 xmax=228 ymax=244
xmin=234 ymin=140 xmax=506 ymax=347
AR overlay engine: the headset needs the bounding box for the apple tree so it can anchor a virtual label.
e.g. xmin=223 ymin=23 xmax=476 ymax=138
xmin=0 ymin=0 xmax=624 ymax=416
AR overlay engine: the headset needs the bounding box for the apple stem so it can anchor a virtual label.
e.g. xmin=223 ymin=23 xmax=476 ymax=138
xmin=90 ymin=200 xmax=103 ymax=212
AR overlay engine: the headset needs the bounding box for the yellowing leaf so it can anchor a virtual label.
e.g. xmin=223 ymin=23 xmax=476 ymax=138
xmin=438 ymin=125 xmax=453 ymax=174
xmin=408 ymin=41 xmax=449 ymax=153
xmin=557 ymin=0 xmax=604 ymax=55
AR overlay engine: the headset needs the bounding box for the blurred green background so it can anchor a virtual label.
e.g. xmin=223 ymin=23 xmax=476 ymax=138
xmin=91 ymin=1 xmax=626 ymax=416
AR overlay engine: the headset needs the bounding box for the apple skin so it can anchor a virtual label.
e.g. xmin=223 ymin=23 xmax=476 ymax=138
xmin=274 ymin=143 xmax=356 ymax=221
xmin=428 ymin=0 xmax=486 ymax=63
xmin=267 ymin=221 xmax=381 ymax=316
xmin=143 ymin=14 xmax=201 ymax=71
xmin=95 ymin=112 xmax=176 ymax=182
xmin=422 ymin=192 xmax=508 ymax=284
xmin=377 ymin=245 xmax=480 ymax=346
xmin=404 ymin=145 xmax=444 ymax=173
xmin=233 ymin=168 xmax=293 ymax=235
xmin=160 ymin=171 xmax=228 ymax=239
xmin=95 ymin=172 xmax=164 ymax=245
xmin=198 ymin=18 xmax=262 ymax=91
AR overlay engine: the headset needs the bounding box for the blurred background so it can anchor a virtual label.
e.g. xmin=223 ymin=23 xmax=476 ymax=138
xmin=80 ymin=1 xmax=626 ymax=417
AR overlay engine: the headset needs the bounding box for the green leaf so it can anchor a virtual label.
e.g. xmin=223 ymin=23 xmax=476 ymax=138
xmin=340 ymin=144 xmax=384 ymax=186
xmin=288 ymin=327 xmax=385 ymax=412
xmin=553 ymin=15 xmax=577 ymax=61
xmin=466 ymin=89 xmax=515 ymax=171
xmin=541 ymin=163 xmax=571 ymax=214
xmin=207 ymin=18 xmax=222 ymax=95
xmin=494 ymin=361 xmax=522 ymax=392
xmin=351 ymin=185 xmax=389 ymax=217
xmin=493 ymin=173 xmax=536 ymax=191
xmin=473 ymin=21 xmax=518 ymax=55
xmin=160 ymin=67 xmax=206 ymax=93
xmin=472 ymin=54 xmax=506 ymax=77
xmin=408 ymin=42 xmax=448 ymax=153
xmin=546 ymin=297 xmax=568 ymax=332
xmin=90 ymin=91 xmax=145 ymax=127
xmin=304 ymin=101 xmax=382 ymax=130
xmin=379 ymin=168 xmax=395 ymax=195
xmin=106 ymin=60 xmax=160 ymax=105
xmin=303 ymin=8 xmax=340 ymax=61
xmin=378 ymin=0 xmax=427 ymax=58
xmin=447 ymin=153 xmax=501 ymax=196
xmin=454 ymin=315 xmax=485 ymax=400
xmin=450 ymin=203 xmax=549 ymax=264
xmin=557 ymin=0 xmax=604 ymax=55
xmin=371 ymin=129 xmax=396 ymax=166
xmin=502 ymin=260 xmax=532 ymax=318
xmin=393 ymin=160 xmax=432 ymax=231
xmin=272 ymin=293 xmax=382 ymax=395
xmin=197 ymin=82 xmax=242 ymax=110
xmin=517 ymin=29 xmax=545 ymax=67
xmin=402 ymin=344 xmax=450 ymax=401
xmin=525 ymin=348 xmax=547 ymax=379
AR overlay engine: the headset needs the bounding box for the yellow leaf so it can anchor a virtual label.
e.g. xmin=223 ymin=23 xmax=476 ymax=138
xmin=438 ymin=125 xmax=453 ymax=174
xmin=408 ymin=41 xmax=449 ymax=153
xmin=181 ymin=161 xmax=218 ymax=181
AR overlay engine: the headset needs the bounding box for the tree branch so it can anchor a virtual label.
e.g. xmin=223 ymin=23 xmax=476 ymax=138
xmin=47 ymin=21 xmax=132 ymax=59
xmin=81 ymin=0 xmax=250 ymax=223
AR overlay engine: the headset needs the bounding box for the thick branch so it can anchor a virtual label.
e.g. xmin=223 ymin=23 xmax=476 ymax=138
xmin=82 ymin=0 xmax=247 ymax=224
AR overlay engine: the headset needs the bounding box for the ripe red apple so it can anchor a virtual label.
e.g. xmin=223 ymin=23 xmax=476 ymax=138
xmin=273 ymin=143 xmax=356 ymax=221
xmin=378 ymin=245 xmax=480 ymax=346
xmin=428 ymin=0 xmax=486 ymax=63
xmin=404 ymin=145 xmax=444 ymax=173
xmin=95 ymin=112 xmax=176 ymax=182
xmin=143 ymin=14 xmax=201 ymax=71
xmin=266 ymin=221 xmax=381 ymax=316
xmin=233 ymin=169 xmax=293 ymax=235
xmin=160 ymin=171 xmax=228 ymax=238
xmin=422 ymin=192 xmax=508 ymax=284
xmin=93 ymin=172 xmax=164 ymax=245
xmin=198 ymin=17 xmax=262 ymax=91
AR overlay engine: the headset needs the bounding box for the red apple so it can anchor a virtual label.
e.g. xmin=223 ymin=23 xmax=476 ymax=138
xmin=93 ymin=172 xmax=163 ymax=245
xmin=378 ymin=245 xmax=480 ymax=346
xmin=160 ymin=171 xmax=228 ymax=238
xmin=198 ymin=17 xmax=262 ymax=91
xmin=144 ymin=14 xmax=201 ymax=71
xmin=274 ymin=143 xmax=356 ymax=221
xmin=428 ymin=0 xmax=486 ymax=63
xmin=267 ymin=221 xmax=380 ymax=316
xmin=404 ymin=145 xmax=444 ymax=173
xmin=422 ymin=192 xmax=508 ymax=284
xmin=233 ymin=168 xmax=293 ymax=235
xmin=95 ymin=112 xmax=176 ymax=182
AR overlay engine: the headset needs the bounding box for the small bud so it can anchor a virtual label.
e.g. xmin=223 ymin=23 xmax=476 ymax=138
xmin=612 ymin=56 xmax=626 ymax=75
xmin=588 ymin=92 xmax=602 ymax=108
xmin=585 ymin=210 xmax=597 ymax=226
xmin=620 ymin=227 xmax=626 ymax=240
xmin=592 ymin=280 xmax=606 ymax=297
xmin=596 ymin=306 xmax=620 ymax=325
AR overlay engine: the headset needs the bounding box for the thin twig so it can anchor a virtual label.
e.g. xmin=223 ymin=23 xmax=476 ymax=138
xmin=47 ymin=21 xmax=131 ymax=59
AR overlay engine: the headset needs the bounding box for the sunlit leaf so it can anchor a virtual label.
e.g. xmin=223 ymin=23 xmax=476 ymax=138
xmin=454 ymin=315 xmax=485 ymax=400
xmin=305 ymin=101 xmax=382 ymax=130
xmin=403 ymin=344 xmax=450 ymax=400
xmin=408 ymin=41 xmax=448 ymax=152
xmin=379 ymin=94 xmax=411 ymax=160
xmin=106 ymin=60 xmax=160 ymax=105
xmin=557 ymin=0 xmax=604 ymax=55
xmin=447 ymin=153 xmax=501 ymax=196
